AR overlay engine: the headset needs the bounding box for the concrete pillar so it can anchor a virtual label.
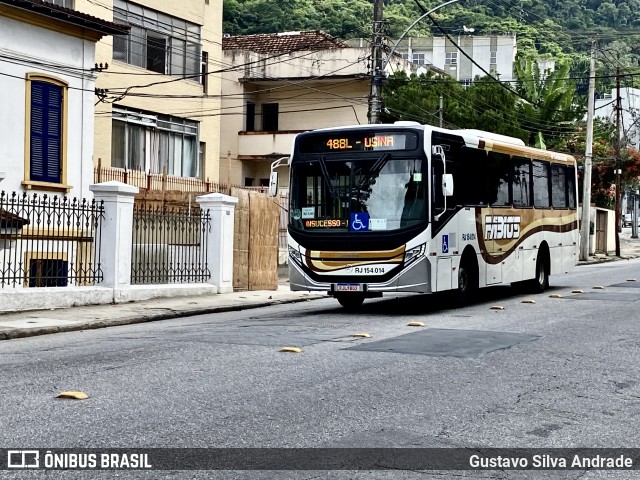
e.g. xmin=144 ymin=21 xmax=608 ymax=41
xmin=197 ymin=192 xmax=238 ymax=293
xmin=90 ymin=181 xmax=139 ymax=289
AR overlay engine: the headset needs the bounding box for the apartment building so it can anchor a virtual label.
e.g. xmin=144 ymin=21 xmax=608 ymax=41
xmin=595 ymin=87 xmax=640 ymax=151
xmin=350 ymin=34 xmax=517 ymax=84
xmin=74 ymin=0 xmax=223 ymax=182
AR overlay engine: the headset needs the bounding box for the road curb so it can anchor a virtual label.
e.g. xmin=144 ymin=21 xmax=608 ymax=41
xmin=0 ymin=295 xmax=324 ymax=342
xmin=577 ymin=254 xmax=640 ymax=266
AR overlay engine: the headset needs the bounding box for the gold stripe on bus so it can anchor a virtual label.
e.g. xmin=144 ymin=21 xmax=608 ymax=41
xmin=477 ymin=139 xmax=576 ymax=164
xmin=475 ymin=206 xmax=578 ymax=264
xmin=305 ymin=245 xmax=406 ymax=260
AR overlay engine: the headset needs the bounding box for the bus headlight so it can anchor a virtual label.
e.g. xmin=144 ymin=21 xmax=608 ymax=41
xmin=289 ymin=246 xmax=303 ymax=265
xmin=404 ymin=244 xmax=425 ymax=265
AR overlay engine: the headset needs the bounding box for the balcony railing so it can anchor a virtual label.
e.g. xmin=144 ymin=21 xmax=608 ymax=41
xmin=94 ymin=162 xmax=267 ymax=194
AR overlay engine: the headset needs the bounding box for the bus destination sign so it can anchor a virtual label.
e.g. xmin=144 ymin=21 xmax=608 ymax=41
xmin=297 ymin=131 xmax=419 ymax=154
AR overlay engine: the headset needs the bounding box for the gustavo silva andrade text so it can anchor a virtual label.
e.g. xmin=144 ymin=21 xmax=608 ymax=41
xmin=469 ymin=454 xmax=634 ymax=469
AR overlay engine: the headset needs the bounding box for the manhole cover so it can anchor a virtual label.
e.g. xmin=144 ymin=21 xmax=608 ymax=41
xmin=345 ymin=328 xmax=539 ymax=358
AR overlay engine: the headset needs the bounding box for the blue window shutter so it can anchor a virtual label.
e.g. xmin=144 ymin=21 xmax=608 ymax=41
xmin=30 ymin=81 xmax=62 ymax=183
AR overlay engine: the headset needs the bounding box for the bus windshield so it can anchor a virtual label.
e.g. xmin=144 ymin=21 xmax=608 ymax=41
xmin=289 ymin=156 xmax=426 ymax=233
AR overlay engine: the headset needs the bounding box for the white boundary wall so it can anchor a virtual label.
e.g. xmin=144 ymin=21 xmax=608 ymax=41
xmin=0 ymin=182 xmax=238 ymax=313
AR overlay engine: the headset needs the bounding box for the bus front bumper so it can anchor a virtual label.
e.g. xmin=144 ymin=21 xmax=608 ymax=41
xmin=289 ymin=256 xmax=432 ymax=294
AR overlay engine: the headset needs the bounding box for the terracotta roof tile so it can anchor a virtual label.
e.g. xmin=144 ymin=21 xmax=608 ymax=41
xmin=0 ymin=0 xmax=130 ymax=35
xmin=223 ymin=30 xmax=348 ymax=53
xmin=0 ymin=208 xmax=29 ymax=228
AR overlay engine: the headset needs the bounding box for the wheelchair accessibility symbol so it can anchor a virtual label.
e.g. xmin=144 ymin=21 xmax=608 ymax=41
xmin=442 ymin=234 xmax=449 ymax=254
xmin=349 ymin=213 xmax=369 ymax=232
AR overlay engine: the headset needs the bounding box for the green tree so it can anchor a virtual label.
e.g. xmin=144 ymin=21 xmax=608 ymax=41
xmin=513 ymin=58 xmax=583 ymax=147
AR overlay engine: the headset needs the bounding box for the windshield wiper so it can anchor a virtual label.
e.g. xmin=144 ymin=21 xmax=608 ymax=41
xmin=357 ymin=153 xmax=390 ymax=190
xmin=318 ymin=155 xmax=336 ymax=198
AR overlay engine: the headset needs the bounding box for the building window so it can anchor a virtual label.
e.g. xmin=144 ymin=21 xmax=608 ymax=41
xmin=244 ymin=177 xmax=254 ymax=187
xmin=461 ymin=78 xmax=472 ymax=88
xmin=246 ymin=102 xmax=255 ymax=132
xmin=201 ymin=51 xmax=208 ymax=93
xmin=113 ymin=0 xmax=201 ymax=79
xmin=112 ymin=107 xmax=201 ymax=178
xmin=24 ymin=75 xmax=68 ymax=190
xmin=262 ymin=103 xmax=279 ymax=131
xmin=28 ymin=258 xmax=68 ymax=287
xmin=445 ymin=52 xmax=458 ymax=66
xmin=490 ymin=51 xmax=497 ymax=64
xmin=400 ymin=53 xmax=409 ymax=60
xmin=43 ymin=0 xmax=75 ymax=8
xmin=412 ymin=53 xmax=425 ymax=65
xmin=199 ymin=142 xmax=206 ymax=177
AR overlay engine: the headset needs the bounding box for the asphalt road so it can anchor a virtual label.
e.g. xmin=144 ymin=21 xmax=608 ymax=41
xmin=2 ymin=259 xmax=640 ymax=479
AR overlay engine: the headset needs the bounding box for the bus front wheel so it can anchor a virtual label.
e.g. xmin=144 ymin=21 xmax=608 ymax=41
xmin=336 ymin=294 xmax=365 ymax=310
xmin=457 ymin=260 xmax=478 ymax=305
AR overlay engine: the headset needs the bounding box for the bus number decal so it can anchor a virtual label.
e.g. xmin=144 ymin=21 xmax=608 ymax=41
xmin=462 ymin=233 xmax=476 ymax=242
xmin=353 ymin=266 xmax=387 ymax=274
xmin=485 ymin=216 xmax=521 ymax=240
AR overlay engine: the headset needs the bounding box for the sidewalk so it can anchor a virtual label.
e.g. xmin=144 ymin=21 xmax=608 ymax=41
xmin=0 ymin=279 xmax=325 ymax=341
xmin=577 ymin=227 xmax=640 ymax=265
xmin=2 ymin=231 xmax=640 ymax=342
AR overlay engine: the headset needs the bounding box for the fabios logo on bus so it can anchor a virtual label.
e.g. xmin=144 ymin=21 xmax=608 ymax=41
xmin=485 ymin=216 xmax=521 ymax=240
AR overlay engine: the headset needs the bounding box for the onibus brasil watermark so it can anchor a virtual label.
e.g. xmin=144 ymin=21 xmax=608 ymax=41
xmin=7 ymin=450 xmax=151 ymax=470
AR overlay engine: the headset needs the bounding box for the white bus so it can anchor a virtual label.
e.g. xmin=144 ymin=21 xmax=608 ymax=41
xmin=272 ymin=122 xmax=578 ymax=309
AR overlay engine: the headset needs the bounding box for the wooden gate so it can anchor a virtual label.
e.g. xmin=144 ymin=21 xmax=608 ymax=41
xmin=595 ymin=209 xmax=607 ymax=254
xmin=232 ymin=188 xmax=279 ymax=291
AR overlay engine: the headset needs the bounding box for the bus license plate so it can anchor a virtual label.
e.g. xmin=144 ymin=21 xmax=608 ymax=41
xmin=334 ymin=283 xmax=363 ymax=292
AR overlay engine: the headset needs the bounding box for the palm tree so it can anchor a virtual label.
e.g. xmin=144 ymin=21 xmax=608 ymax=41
xmin=514 ymin=58 xmax=583 ymax=148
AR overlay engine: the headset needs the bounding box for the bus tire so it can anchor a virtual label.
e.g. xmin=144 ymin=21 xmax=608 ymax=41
xmin=336 ymin=294 xmax=365 ymax=310
xmin=530 ymin=250 xmax=549 ymax=293
xmin=457 ymin=254 xmax=478 ymax=305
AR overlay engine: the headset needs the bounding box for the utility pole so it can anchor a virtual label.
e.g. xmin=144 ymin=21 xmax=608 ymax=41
xmin=368 ymin=0 xmax=384 ymax=124
xmin=580 ymin=41 xmax=596 ymax=261
xmin=439 ymin=95 xmax=443 ymax=127
xmin=615 ymin=67 xmax=622 ymax=257
xmin=633 ymin=188 xmax=639 ymax=239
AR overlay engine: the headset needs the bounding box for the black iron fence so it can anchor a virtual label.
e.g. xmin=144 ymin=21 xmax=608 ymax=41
xmin=0 ymin=191 xmax=104 ymax=288
xmin=131 ymin=204 xmax=211 ymax=285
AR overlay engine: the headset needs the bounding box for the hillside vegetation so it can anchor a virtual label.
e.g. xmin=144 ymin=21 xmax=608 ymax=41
xmin=223 ymin=0 xmax=640 ymax=60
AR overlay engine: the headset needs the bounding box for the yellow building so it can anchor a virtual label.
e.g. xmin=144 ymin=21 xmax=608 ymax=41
xmin=73 ymin=0 xmax=222 ymax=182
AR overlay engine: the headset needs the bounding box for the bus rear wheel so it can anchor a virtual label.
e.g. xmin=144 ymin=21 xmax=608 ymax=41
xmin=335 ymin=294 xmax=365 ymax=310
xmin=530 ymin=253 xmax=549 ymax=293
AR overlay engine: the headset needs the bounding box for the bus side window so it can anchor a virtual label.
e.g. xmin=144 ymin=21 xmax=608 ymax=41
xmin=459 ymin=147 xmax=487 ymax=206
xmin=566 ymin=164 xmax=577 ymax=209
xmin=551 ymin=163 xmax=567 ymax=209
xmin=487 ymin=152 xmax=510 ymax=207
xmin=512 ymin=157 xmax=532 ymax=208
xmin=532 ymin=160 xmax=550 ymax=208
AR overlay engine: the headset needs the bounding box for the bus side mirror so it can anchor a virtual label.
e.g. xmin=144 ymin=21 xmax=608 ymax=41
xmin=442 ymin=174 xmax=454 ymax=197
xmin=268 ymin=171 xmax=278 ymax=197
